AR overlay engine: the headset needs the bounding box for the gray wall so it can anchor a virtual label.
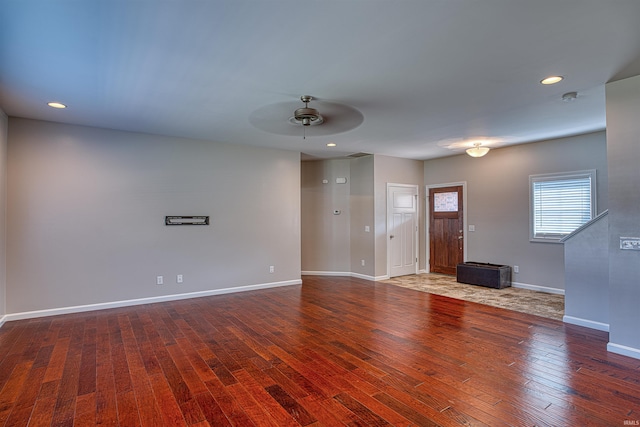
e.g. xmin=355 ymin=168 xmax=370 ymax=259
xmin=0 ymin=110 xmax=7 ymax=318
xmin=301 ymin=159 xmax=351 ymax=273
xmin=563 ymin=212 xmax=609 ymax=329
xmin=301 ymin=154 xmax=422 ymax=279
xmin=424 ymin=132 xmax=608 ymax=291
xmin=349 ymin=155 xmax=375 ymax=277
xmin=373 ymin=155 xmax=425 ymax=278
xmin=606 ymin=74 xmax=640 ymax=356
xmin=7 ymin=118 xmax=301 ymax=314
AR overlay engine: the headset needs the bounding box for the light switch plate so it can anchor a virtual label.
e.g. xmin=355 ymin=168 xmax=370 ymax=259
xmin=620 ymin=237 xmax=640 ymax=250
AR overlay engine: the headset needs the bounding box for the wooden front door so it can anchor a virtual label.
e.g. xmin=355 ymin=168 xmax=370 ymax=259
xmin=429 ymin=185 xmax=464 ymax=275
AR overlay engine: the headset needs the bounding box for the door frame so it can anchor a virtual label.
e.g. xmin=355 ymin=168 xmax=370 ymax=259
xmin=426 ymin=181 xmax=467 ymax=272
xmin=386 ymin=183 xmax=419 ymax=278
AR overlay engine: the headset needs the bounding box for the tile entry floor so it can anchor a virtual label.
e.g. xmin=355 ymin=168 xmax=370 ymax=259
xmin=381 ymin=273 xmax=565 ymax=321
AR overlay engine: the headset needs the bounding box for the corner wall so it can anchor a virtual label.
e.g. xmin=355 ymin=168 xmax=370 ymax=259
xmin=301 ymin=154 xmax=422 ymax=280
xmin=6 ymin=118 xmax=301 ymax=315
xmin=349 ymin=155 xmax=375 ymax=278
xmin=301 ymin=159 xmax=352 ymax=273
xmin=605 ymin=74 xmax=640 ymax=359
xmin=424 ymin=132 xmax=608 ymax=291
xmin=562 ymin=212 xmax=609 ymax=330
xmin=0 ymin=110 xmax=7 ymax=320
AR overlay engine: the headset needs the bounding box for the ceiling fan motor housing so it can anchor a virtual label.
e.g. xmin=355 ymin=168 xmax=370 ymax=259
xmin=294 ymin=107 xmax=321 ymax=126
xmin=292 ymin=95 xmax=324 ymax=126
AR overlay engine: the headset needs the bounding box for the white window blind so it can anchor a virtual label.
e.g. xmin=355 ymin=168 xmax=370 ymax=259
xmin=530 ymin=170 xmax=596 ymax=241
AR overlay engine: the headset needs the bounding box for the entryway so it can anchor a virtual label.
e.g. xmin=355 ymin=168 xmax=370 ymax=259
xmin=428 ymin=184 xmax=465 ymax=275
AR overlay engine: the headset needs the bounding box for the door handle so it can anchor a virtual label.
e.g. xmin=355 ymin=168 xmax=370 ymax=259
xmin=458 ymin=236 xmax=463 ymax=239
xmin=390 ymin=235 xmax=395 ymax=239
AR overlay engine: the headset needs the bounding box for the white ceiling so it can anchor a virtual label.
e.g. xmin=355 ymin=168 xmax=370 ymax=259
xmin=2 ymin=1 xmax=640 ymax=160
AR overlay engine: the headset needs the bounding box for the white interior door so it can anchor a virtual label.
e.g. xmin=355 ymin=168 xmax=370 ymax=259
xmin=387 ymin=184 xmax=418 ymax=278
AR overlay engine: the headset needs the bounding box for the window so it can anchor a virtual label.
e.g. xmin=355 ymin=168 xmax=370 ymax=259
xmin=433 ymin=191 xmax=458 ymax=212
xmin=529 ymin=170 xmax=596 ymax=242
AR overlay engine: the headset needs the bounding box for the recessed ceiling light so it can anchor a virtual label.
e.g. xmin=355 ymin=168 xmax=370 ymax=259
xmin=47 ymin=102 xmax=67 ymax=109
xmin=327 ymin=142 xmax=337 ymax=147
xmin=540 ymin=76 xmax=564 ymax=85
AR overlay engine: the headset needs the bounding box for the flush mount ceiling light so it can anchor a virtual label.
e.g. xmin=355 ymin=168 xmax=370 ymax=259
xmin=540 ymin=76 xmax=564 ymax=85
xmin=47 ymin=102 xmax=67 ymax=109
xmin=327 ymin=142 xmax=337 ymax=147
xmin=466 ymin=142 xmax=490 ymax=158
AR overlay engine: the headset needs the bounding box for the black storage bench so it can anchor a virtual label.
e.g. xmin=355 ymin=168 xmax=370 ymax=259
xmin=456 ymin=262 xmax=512 ymax=289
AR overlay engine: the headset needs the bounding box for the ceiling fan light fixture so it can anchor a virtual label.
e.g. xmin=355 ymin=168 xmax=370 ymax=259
xmin=289 ymin=96 xmax=324 ymax=126
xmin=466 ymin=142 xmax=490 ymax=158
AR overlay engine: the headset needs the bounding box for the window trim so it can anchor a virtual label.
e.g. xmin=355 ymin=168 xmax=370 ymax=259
xmin=529 ymin=169 xmax=597 ymax=243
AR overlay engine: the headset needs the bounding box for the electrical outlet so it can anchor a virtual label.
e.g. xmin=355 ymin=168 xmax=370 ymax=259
xmin=513 ymin=265 xmax=519 ymax=274
xmin=177 ymin=274 xmax=183 ymax=284
xmin=361 ymin=259 xmax=365 ymax=266
xmin=269 ymin=266 xmax=274 ymax=273
xmin=156 ymin=276 xmax=163 ymax=285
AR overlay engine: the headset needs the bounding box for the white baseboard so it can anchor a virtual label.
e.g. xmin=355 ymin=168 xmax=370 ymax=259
xmin=512 ymin=281 xmax=565 ymax=295
xmin=563 ymin=315 xmax=609 ymax=332
xmin=607 ymin=342 xmax=640 ymax=360
xmin=351 ymin=272 xmax=380 ymax=281
xmin=301 ymin=270 xmax=351 ymax=277
xmin=301 ymin=271 xmax=389 ymax=282
xmin=0 ymin=315 xmax=6 ymax=329
xmin=2 ymin=279 xmax=301 ymax=323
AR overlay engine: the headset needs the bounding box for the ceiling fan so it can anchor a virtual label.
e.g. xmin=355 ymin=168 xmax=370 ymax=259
xmin=249 ymin=95 xmax=363 ymax=138
xmin=289 ymin=95 xmax=324 ymax=127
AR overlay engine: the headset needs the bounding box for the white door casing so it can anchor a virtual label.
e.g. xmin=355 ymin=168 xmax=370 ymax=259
xmin=387 ymin=184 xmax=418 ymax=278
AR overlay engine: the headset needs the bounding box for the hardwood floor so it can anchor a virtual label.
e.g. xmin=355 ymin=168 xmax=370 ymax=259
xmin=1 ymin=276 xmax=639 ymax=426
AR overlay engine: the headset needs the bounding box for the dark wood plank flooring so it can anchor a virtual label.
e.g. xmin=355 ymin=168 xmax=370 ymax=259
xmin=1 ymin=275 xmax=639 ymax=426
